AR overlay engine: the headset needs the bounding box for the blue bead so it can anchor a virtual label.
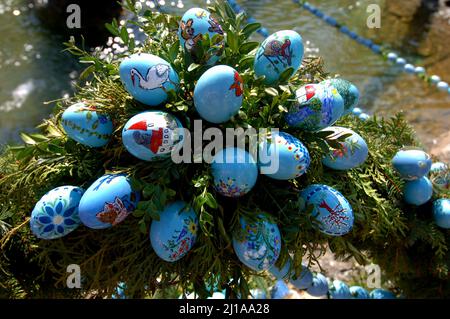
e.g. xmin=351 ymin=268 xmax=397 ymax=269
xmin=324 ymin=16 xmax=338 ymax=26
xmin=430 ymin=75 xmax=441 ymax=84
xmin=315 ymin=10 xmax=324 ymax=18
xmin=352 ymin=107 xmax=363 ymax=116
xmin=437 ymin=81 xmax=449 ymax=91
xmin=396 ymin=58 xmax=406 ymax=65
xmin=371 ymin=44 xmax=381 ymax=54
xmin=340 ymin=26 xmax=350 ymax=34
xmin=404 ymin=64 xmax=415 ymax=74
xmin=359 ymin=113 xmax=370 ymax=121
xmin=348 ymin=31 xmax=358 ymax=39
xmin=387 ymin=52 xmax=398 ymax=61
xmin=414 ymin=66 xmax=425 ymax=74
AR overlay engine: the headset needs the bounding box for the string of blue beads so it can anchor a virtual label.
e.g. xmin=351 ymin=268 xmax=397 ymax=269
xmin=226 ymin=0 xmax=270 ymax=38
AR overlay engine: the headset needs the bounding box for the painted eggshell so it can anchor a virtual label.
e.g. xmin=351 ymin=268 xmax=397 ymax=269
xmin=300 ymin=184 xmax=354 ymax=236
xmin=254 ymin=30 xmax=304 ymax=85
xmin=178 ymin=8 xmax=224 ymax=65
xmin=433 ymin=199 xmax=450 ymax=229
xmin=211 ymin=147 xmax=258 ymax=197
xmin=271 ymin=280 xmax=290 ymax=299
xmin=119 ymin=53 xmax=179 ymax=106
xmin=78 ymin=174 xmax=140 ymax=229
xmin=370 ymin=289 xmax=396 ymax=299
xmin=430 ymin=162 xmax=448 ymax=174
xmin=30 ymin=186 xmax=84 ymax=240
xmin=321 ymin=78 xmax=360 ymax=115
xmin=350 ymin=286 xmax=370 ymax=299
xmin=392 ymin=148 xmax=432 ymax=181
xmin=322 ymin=126 xmax=368 ymax=170
xmin=259 ymin=131 xmax=310 ymax=180
xmin=150 ymin=201 xmax=198 ymax=262
xmin=269 ymin=258 xmax=313 ymax=290
xmin=232 ymin=215 xmax=281 ymax=271
xmin=285 ymin=83 xmax=344 ymax=131
xmin=122 ymin=111 xmax=185 ymax=162
xmin=61 ymin=102 xmax=113 ymax=148
xmin=329 ymin=280 xmax=352 ymax=299
xmin=194 ymin=65 xmax=244 ymax=123
xmin=306 ymin=273 xmax=329 ymax=297
xmin=112 ymin=282 xmax=127 ymax=299
xmin=403 ymin=176 xmax=432 ymax=206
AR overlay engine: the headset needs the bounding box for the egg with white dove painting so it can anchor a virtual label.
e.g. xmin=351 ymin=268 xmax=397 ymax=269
xmin=119 ymin=53 xmax=179 ymax=106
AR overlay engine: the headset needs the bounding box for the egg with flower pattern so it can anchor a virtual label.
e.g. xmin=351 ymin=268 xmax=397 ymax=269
xmin=322 ymin=127 xmax=368 ymax=170
xmin=150 ymin=201 xmax=199 ymax=262
xmin=78 ymin=174 xmax=140 ymax=229
xmin=232 ymin=214 xmax=281 ymax=271
xmin=259 ymin=131 xmax=310 ymax=180
xmin=30 ymin=186 xmax=84 ymax=240
xmin=61 ymin=102 xmax=113 ymax=148
xmin=285 ymin=83 xmax=345 ymax=131
xmin=300 ymin=184 xmax=354 ymax=236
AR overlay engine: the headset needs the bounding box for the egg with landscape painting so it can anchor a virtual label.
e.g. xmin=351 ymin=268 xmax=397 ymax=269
xmin=61 ymin=102 xmax=113 ymax=148
xmin=285 ymin=83 xmax=345 ymax=131
xmin=122 ymin=111 xmax=185 ymax=162
xmin=232 ymin=214 xmax=281 ymax=272
xmin=254 ymin=30 xmax=304 ymax=85
xmin=119 ymin=53 xmax=179 ymax=106
xmin=30 ymin=186 xmax=84 ymax=240
xmin=150 ymin=201 xmax=199 ymax=262
xmin=78 ymin=174 xmax=140 ymax=229
xmin=300 ymin=184 xmax=354 ymax=236
xmin=178 ymin=7 xmax=224 ymax=64
xmin=391 ymin=148 xmax=432 ymax=181
xmin=322 ymin=127 xmax=368 ymax=170
xmin=321 ymin=78 xmax=360 ymax=115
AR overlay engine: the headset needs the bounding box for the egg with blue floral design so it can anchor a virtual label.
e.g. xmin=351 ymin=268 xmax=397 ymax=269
xmin=403 ymin=176 xmax=433 ymax=206
xmin=194 ymin=65 xmax=244 ymax=123
xmin=350 ymin=286 xmax=370 ymax=299
xmin=78 ymin=174 xmax=140 ymax=229
xmin=300 ymin=184 xmax=354 ymax=236
xmin=150 ymin=201 xmax=199 ymax=262
xmin=322 ymin=127 xmax=368 ymax=170
xmin=211 ymin=147 xmax=258 ymax=198
xmin=258 ymin=131 xmax=310 ymax=180
xmin=285 ymin=83 xmax=344 ymax=131
xmin=30 ymin=186 xmax=84 ymax=240
xmin=433 ymin=199 xmax=450 ymax=229
xmin=119 ymin=53 xmax=179 ymax=106
xmin=232 ymin=214 xmax=281 ymax=271
xmin=122 ymin=111 xmax=185 ymax=162
xmin=254 ymin=30 xmax=304 ymax=85
xmin=392 ymin=148 xmax=432 ymax=181
xmin=178 ymin=8 xmax=224 ymax=65
xmin=321 ymin=78 xmax=360 ymax=115
xmin=306 ymin=273 xmax=329 ymax=297
xmin=61 ymin=102 xmax=113 ymax=148
xmin=329 ymin=280 xmax=353 ymax=299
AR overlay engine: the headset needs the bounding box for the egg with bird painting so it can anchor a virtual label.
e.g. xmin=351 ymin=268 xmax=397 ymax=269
xmin=78 ymin=174 xmax=140 ymax=229
xmin=30 ymin=186 xmax=84 ymax=240
xmin=150 ymin=201 xmax=199 ymax=262
xmin=119 ymin=53 xmax=179 ymax=106
xmin=254 ymin=30 xmax=304 ymax=85
xmin=285 ymin=83 xmax=345 ymax=131
xmin=122 ymin=111 xmax=185 ymax=162
xmin=322 ymin=127 xmax=368 ymax=170
xmin=321 ymin=79 xmax=360 ymax=115
xmin=300 ymin=184 xmax=354 ymax=236
xmin=61 ymin=102 xmax=113 ymax=148
xmin=178 ymin=8 xmax=224 ymax=65
xmin=232 ymin=214 xmax=281 ymax=271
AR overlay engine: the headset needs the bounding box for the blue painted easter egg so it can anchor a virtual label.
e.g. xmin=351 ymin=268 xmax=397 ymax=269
xmin=112 ymin=282 xmax=128 ymax=299
xmin=249 ymin=289 xmax=267 ymax=299
xmin=321 ymin=79 xmax=360 ymax=115
xmin=232 ymin=215 xmax=281 ymax=271
xmin=122 ymin=111 xmax=185 ymax=162
xmin=403 ymin=177 xmax=433 ymax=206
xmin=370 ymin=289 xmax=396 ymax=299
xmin=150 ymin=201 xmax=198 ymax=262
xmin=433 ymin=199 xmax=450 ymax=229
xmin=271 ymin=280 xmax=290 ymax=299
xmin=119 ymin=53 xmax=179 ymax=106
xmin=30 ymin=186 xmax=84 ymax=240
xmin=350 ymin=286 xmax=370 ymax=299
xmin=178 ymin=8 xmax=224 ymax=65
xmin=392 ymin=148 xmax=432 ymax=181
xmin=254 ymin=30 xmax=304 ymax=85
xmin=329 ymin=280 xmax=352 ymax=299
xmin=285 ymin=83 xmax=345 ymax=131
xmin=211 ymin=147 xmax=258 ymax=197
xmin=322 ymin=127 xmax=368 ymax=170
xmin=306 ymin=273 xmax=329 ymax=297
xmin=258 ymin=131 xmax=310 ymax=180
xmin=269 ymin=258 xmax=313 ymax=290
xmin=194 ymin=65 xmax=244 ymax=123
xmin=61 ymin=102 xmax=113 ymax=148
xmin=430 ymin=162 xmax=448 ymax=174
xmin=300 ymin=184 xmax=354 ymax=236
xmin=78 ymin=174 xmax=140 ymax=229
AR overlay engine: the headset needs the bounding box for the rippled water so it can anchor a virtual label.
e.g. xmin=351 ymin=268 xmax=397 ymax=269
xmin=0 ymin=0 xmax=449 ymax=149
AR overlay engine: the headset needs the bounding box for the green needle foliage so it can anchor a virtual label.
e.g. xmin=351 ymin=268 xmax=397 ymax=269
xmin=0 ymin=1 xmax=449 ymax=298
